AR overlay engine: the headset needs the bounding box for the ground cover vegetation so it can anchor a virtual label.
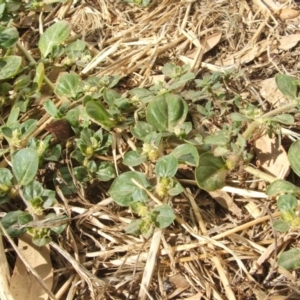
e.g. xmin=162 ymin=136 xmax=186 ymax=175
xmin=1 ymin=0 xmax=300 ymax=299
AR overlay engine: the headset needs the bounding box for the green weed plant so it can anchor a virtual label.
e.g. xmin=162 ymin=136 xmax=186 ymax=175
xmin=0 ymin=5 xmax=300 ymax=269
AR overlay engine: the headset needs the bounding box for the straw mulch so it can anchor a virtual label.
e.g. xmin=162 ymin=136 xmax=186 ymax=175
xmin=2 ymin=0 xmax=300 ymax=299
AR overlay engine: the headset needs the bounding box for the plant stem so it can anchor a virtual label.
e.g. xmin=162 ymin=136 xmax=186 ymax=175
xmin=244 ymin=165 xmax=277 ymax=183
xmin=16 ymin=42 xmax=55 ymax=91
xmin=242 ymin=101 xmax=298 ymax=140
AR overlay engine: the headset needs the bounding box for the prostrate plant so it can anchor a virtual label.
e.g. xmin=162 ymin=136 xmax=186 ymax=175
xmin=0 ymin=18 xmax=117 ymax=245
xmin=1 ymin=6 xmax=300 ymax=261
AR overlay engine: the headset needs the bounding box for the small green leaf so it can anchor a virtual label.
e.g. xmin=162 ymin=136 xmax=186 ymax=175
xmin=204 ymin=135 xmax=228 ymax=145
xmin=65 ymin=40 xmax=86 ymax=60
xmin=54 ymin=167 xmax=77 ymax=195
xmin=162 ymin=63 xmax=181 ymax=78
xmin=85 ymin=101 xmax=116 ymax=131
xmin=168 ymin=181 xmax=183 ymax=196
xmin=146 ymin=93 xmax=188 ymax=132
xmin=0 ymin=168 xmax=13 ymax=202
xmin=277 ymin=194 xmax=298 ymax=212
xmin=44 ymin=99 xmax=59 ymax=118
xmin=6 ymin=105 xmax=19 ymax=125
xmin=266 ymin=179 xmax=300 ymax=196
xmin=1 ymin=210 xmax=32 ymax=237
xmin=278 ymin=248 xmax=300 ymax=270
xmin=12 ymin=148 xmax=39 ymax=186
xmin=288 ymin=140 xmax=300 ymax=177
xmin=229 ymin=112 xmax=250 ymax=122
xmin=153 ymin=204 xmax=175 ymax=228
xmin=33 ymin=62 xmax=45 ymax=92
xmin=0 ymin=27 xmax=19 ymax=49
xmin=0 ymin=56 xmax=22 ymax=80
xmin=273 ymin=219 xmax=290 ymax=232
xmin=129 ymin=88 xmax=155 ymax=103
xmin=32 ymin=235 xmax=52 ymax=247
xmin=73 ymin=166 xmax=90 ymax=183
xmin=155 ymin=154 xmax=178 ymax=177
xmin=213 ymin=146 xmax=230 ymax=157
xmin=23 ymin=181 xmax=43 ymax=201
xmin=171 ymin=144 xmax=199 ymax=166
xmin=275 ymin=74 xmax=297 ymax=98
xmin=195 ymin=153 xmax=227 ymax=191
xmin=55 ymin=72 xmax=82 ymax=99
xmin=38 ymin=21 xmax=70 ymax=58
xmin=96 ymin=162 xmax=116 ymax=181
xmin=125 ymin=219 xmax=142 ymax=235
xmin=168 ymin=73 xmax=195 ymax=90
xmin=270 ymin=114 xmax=294 ymax=125
xmin=44 ymin=144 xmax=62 ymax=161
xmin=109 ymin=171 xmax=151 ymax=206
xmin=103 ymin=89 xmax=121 ymax=105
xmin=131 ymin=121 xmax=157 ymax=141
xmin=14 ymin=75 xmax=30 ymax=91
xmin=20 ymin=119 xmax=37 ymax=138
xmin=123 ymin=149 xmax=147 ymax=166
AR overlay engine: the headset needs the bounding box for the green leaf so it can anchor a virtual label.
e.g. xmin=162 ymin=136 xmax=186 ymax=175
xmin=20 ymin=119 xmax=37 ymax=138
xmin=171 ymin=144 xmax=199 ymax=166
xmin=129 ymin=88 xmax=155 ymax=103
xmin=278 ymin=248 xmax=300 ymax=270
xmin=14 ymin=74 xmax=31 ymax=91
xmin=38 ymin=21 xmax=70 ymax=58
xmin=0 ymin=56 xmax=22 ymax=80
xmin=109 ymin=171 xmax=151 ymax=206
xmin=288 ymin=140 xmax=300 ymax=177
xmin=0 ymin=168 xmax=13 ymax=186
xmin=266 ymin=179 xmax=300 ymax=196
xmin=6 ymin=105 xmax=19 ymax=125
xmin=123 ymin=149 xmax=147 ymax=166
xmin=275 ymin=74 xmax=297 ymax=99
xmin=1 ymin=210 xmax=32 ymax=237
xmin=131 ymin=121 xmax=157 ymax=141
xmin=23 ymin=181 xmax=43 ymax=201
xmin=270 ymin=114 xmax=294 ymax=125
xmin=33 ymin=62 xmax=44 ymax=92
xmin=146 ymin=93 xmax=188 ymax=132
xmin=55 ymin=72 xmax=82 ymax=99
xmin=204 ymin=135 xmax=228 ymax=145
xmin=195 ymin=153 xmax=227 ymax=191
xmin=96 ymin=162 xmax=116 ymax=181
xmin=181 ymin=90 xmax=205 ymax=102
xmin=44 ymin=99 xmax=59 ymax=118
xmin=153 ymin=204 xmax=175 ymax=228
xmin=12 ymin=148 xmax=39 ymax=186
xmin=124 ymin=0 xmax=151 ymax=7
xmin=213 ymin=146 xmax=230 ymax=157
xmin=273 ymin=219 xmax=290 ymax=232
xmin=44 ymin=144 xmax=62 ymax=161
xmin=125 ymin=219 xmax=142 ymax=235
xmin=85 ymin=101 xmax=116 ymax=131
xmin=168 ymin=181 xmax=183 ymax=196
xmin=144 ymin=132 xmax=162 ymax=147
xmin=169 ymin=73 xmax=195 ymax=90
xmin=32 ymin=235 xmax=52 ymax=247
xmin=0 ymin=27 xmax=19 ymax=49
xmin=0 ymin=168 xmax=13 ymax=204
xmin=229 ymin=112 xmax=250 ymax=122
xmin=103 ymin=89 xmax=121 ymax=105
xmin=277 ymin=194 xmax=298 ymax=212
xmin=65 ymin=40 xmax=86 ymax=60
xmin=155 ymin=154 xmax=178 ymax=177
xmin=162 ymin=63 xmax=181 ymax=78
xmin=54 ymin=167 xmax=77 ymax=195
